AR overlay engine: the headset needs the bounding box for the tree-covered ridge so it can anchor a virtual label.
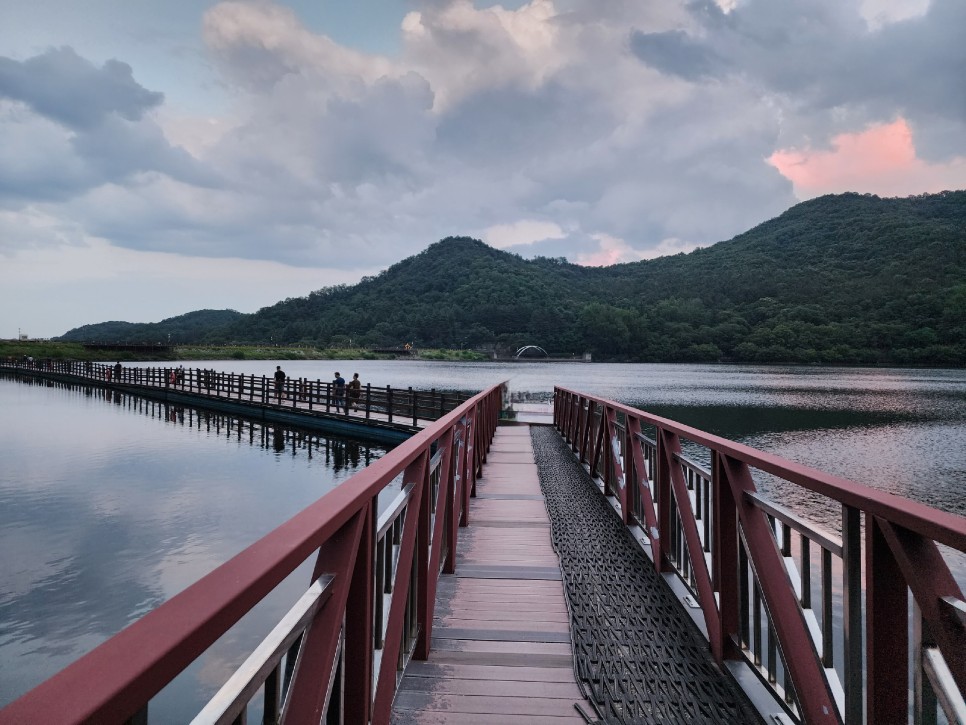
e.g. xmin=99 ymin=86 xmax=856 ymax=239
xmin=58 ymin=309 xmax=244 ymax=344
xmin=57 ymin=191 xmax=966 ymax=365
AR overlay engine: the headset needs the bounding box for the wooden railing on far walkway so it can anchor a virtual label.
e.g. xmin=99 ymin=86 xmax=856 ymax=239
xmin=0 ymin=382 xmax=505 ymax=724
xmin=1 ymin=360 xmax=470 ymax=427
xmin=554 ymin=387 xmax=966 ymax=725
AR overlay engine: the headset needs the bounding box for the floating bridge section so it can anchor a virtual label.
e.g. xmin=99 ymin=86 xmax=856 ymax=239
xmin=0 ymin=365 xmax=963 ymax=724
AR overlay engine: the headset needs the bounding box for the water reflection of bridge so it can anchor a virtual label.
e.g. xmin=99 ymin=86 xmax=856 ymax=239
xmin=0 ymin=363 xmax=963 ymax=724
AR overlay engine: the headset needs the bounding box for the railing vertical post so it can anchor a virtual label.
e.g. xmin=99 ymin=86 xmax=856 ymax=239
xmin=411 ymin=388 xmax=417 ymax=427
xmin=443 ymin=425 xmax=460 ymax=574
xmin=622 ymin=419 xmax=634 ymax=524
xmin=842 ymin=504 xmax=863 ymax=723
xmin=866 ymin=515 xmax=908 ymax=722
xmin=343 ymin=499 xmax=376 ymax=724
xmin=712 ymin=451 xmax=741 ymax=663
xmin=654 ymin=427 xmax=673 ymax=572
xmin=387 ymin=386 xmax=393 ymax=424
xmin=415 ymin=447 xmax=433 ymax=659
xmin=365 ymin=384 xmax=371 ymax=420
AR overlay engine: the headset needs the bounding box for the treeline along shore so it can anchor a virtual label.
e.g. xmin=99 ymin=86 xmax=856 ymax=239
xmin=48 ymin=191 xmax=966 ymax=367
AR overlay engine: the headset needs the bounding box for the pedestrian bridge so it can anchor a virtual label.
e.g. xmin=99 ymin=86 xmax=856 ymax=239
xmin=0 ymin=364 xmax=963 ymax=724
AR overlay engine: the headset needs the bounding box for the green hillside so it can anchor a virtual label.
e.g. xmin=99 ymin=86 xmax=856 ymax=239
xmin=58 ymin=309 xmax=244 ymax=345
xmin=57 ymin=191 xmax=966 ymax=365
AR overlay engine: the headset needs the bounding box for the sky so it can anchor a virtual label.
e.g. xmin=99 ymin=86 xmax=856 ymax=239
xmin=1 ymin=0 xmax=964 ymax=339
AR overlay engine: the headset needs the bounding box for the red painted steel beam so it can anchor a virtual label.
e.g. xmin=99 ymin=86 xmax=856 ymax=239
xmin=626 ymin=417 xmax=658 ymax=537
xmin=659 ymin=429 xmax=721 ymax=658
xmin=555 ymin=387 xmax=966 ymax=551
xmin=284 ymin=511 xmax=367 ymax=722
xmin=876 ymin=518 xmax=966 ymax=694
xmin=712 ymin=451 xmax=742 ymax=663
xmin=371 ymin=455 xmax=427 ymax=723
xmin=343 ymin=499 xmax=376 ymax=724
xmin=865 ymin=516 xmax=910 ymax=722
xmin=720 ymin=454 xmax=842 ymax=724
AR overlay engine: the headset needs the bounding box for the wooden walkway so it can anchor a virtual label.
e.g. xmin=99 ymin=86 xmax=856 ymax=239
xmin=391 ymin=425 xmax=588 ymax=724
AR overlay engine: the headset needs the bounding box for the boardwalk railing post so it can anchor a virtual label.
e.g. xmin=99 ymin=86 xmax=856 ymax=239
xmin=654 ymin=428 xmax=673 ymax=573
xmin=365 ymin=384 xmax=371 ymax=420
xmin=842 ymin=504 xmax=863 ymax=723
xmin=387 ymin=386 xmax=393 ymax=424
xmin=712 ymin=450 xmax=741 ymax=664
xmin=866 ymin=515 xmax=908 ymax=721
xmin=344 ymin=500 xmax=376 ymax=724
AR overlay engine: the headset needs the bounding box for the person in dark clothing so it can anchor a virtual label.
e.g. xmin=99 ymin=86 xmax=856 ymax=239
xmin=347 ymin=372 xmax=362 ymax=411
xmin=333 ymin=372 xmax=348 ymax=413
xmin=274 ymin=366 xmax=286 ymax=399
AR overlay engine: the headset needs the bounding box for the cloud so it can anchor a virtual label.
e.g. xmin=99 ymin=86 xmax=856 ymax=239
xmin=0 ymin=47 xmax=163 ymax=130
xmin=0 ymin=233 xmax=369 ymax=335
xmin=0 ymin=47 xmax=217 ymax=213
xmin=482 ymin=219 xmax=566 ymax=249
xmin=576 ymin=232 xmax=707 ymax=266
xmin=3 ymin=0 xmax=966 ymax=338
xmin=768 ymin=117 xmax=966 ymax=198
xmin=629 ymin=30 xmax=725 ymax=81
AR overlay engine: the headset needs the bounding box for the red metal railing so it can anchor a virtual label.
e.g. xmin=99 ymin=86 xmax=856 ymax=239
xmin=554 ymin=387 xmax=966 ymax=724
xmin=0 ymin=382 xmax=505 ymax=724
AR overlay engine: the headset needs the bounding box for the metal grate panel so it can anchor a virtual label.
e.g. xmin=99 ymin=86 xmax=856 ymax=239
xmin=531 ymin=426 xmax=762 ymax=724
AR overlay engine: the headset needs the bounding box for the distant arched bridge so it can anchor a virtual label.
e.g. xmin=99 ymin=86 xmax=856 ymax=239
xmin=514 ymin=345 xmax=548 ymax=358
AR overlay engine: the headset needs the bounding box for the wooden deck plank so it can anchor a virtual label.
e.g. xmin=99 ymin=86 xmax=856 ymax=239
xmin=434 ymin=609 xmax=570 ymax=624
xmin=393 ymin=692 xmax=580 ymax=717
xmin=398 ymin=677 xmax=584 ymax=699
xmin=392 ymin=424 xmax=585 ymax=723
xmin=421 ymin=649 xmax=577 ymax=669
xmin=400 ymin=662 xmax=578 ymax=683
xmin=393 ymin=712 xmax=582 ymax=724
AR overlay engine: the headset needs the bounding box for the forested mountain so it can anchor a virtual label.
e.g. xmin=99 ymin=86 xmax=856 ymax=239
xmin=57 ymin=191 xmax=966 ymax=365
xmin=58 ymin=309 xmax=244 ymax=345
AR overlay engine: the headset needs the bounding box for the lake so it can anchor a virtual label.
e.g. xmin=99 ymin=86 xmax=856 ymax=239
xmin=1 ymin=361 xmax=964 ymax=716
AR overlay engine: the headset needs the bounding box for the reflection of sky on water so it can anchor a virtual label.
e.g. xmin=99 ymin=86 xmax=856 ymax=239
xmin=0 ymin=379 xmax=390 ymax=709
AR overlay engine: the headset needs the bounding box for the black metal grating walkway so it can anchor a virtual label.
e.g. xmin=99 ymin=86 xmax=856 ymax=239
xmin=531 ymin=426 xmax=762 ymax=724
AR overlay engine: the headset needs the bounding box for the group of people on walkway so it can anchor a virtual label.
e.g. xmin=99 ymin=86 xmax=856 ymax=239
xmin=274 ymin=367 xmax=362 ymax=414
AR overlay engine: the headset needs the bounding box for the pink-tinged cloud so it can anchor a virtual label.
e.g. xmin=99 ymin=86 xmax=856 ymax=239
xmin=768 ymin=118 xmax=966 ymax=198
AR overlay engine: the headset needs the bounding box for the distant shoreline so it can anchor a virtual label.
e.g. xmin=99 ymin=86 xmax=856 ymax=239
xmin=1 ymin=340 xmax=962 ymax=369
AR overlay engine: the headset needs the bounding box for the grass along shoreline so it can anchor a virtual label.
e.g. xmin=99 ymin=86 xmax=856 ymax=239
xmin=0 ymin=340 xmax=488 ymax=363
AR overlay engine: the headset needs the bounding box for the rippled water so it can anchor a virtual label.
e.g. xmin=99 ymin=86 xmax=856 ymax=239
xmin=0 ymin=378 xmax=390 ymax=715
xmin=1 ymin=362 xmax=964 ymax=715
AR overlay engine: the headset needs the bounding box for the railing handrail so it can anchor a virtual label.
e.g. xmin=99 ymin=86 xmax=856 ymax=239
xmin=556 ymin=386 xmax=966 ymax=550
xmin=0 ymin=379 xmax=506 ymax=724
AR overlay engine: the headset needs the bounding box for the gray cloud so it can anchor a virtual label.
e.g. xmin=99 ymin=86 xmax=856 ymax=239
xmin=0 ymin=47 xmax=218 ymax=214
xmin=0 ymin=47 xmax=163 ymax=130
xmin=629 ymin=30 xmax=725 ymax=81
xmin=0 ymin=0 xmax=962 ymax=279
xmin=633 ymin=0 xmax=966 ymax=158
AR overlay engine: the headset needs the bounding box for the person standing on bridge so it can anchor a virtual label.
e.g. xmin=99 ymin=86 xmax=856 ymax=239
xmin=113 ymin=361 xmax=122 ymax=382
xmin=347 ymin=372 xmax=361 ymax=411
xmin=274 ymin=365 xmax=286 ymax=400
xmin=333 ymin=372 xmax=348 ymax=414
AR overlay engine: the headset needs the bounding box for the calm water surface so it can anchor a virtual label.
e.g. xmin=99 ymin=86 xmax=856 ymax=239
xmin=1 ymin=362 xmax=964 ymax=715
